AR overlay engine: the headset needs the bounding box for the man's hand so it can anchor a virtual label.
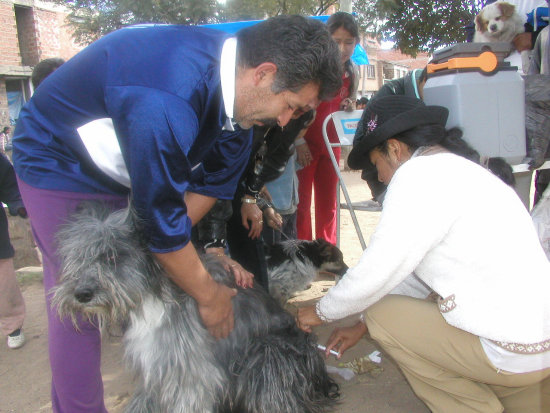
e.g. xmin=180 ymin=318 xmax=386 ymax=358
xmin=197 ymin=282 xmax=237 ymax=339
xmin=241 ymin=201 xmax=263 ymax=239
xmin=154 ymin=240 xmax=236 ymax=340
xmin=264 ymin=208 xmax=283 ymax=230
xmin=325 ymin=322 xmax=368 ymax=359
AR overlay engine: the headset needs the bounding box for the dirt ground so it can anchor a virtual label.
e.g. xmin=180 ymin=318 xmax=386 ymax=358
xmin=0 ymin=170 xmax=429 ymax=413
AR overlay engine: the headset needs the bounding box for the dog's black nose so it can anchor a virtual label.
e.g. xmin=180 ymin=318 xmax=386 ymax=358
xmin=489 ymin=24 xmax=498 ymax=31
xmin=75 ymin=288 xmax=94 ymax=303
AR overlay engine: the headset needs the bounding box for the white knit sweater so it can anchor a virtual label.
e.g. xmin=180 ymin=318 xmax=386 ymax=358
xmin=318 ymin=153 xmax=550 ymax=345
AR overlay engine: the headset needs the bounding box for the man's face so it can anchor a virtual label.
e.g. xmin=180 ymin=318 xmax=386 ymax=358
xmin=234 ymin=67 xmax=320 ymax=129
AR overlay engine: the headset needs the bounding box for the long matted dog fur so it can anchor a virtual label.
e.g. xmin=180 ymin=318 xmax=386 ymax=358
xmin=51 ymin=202 xmax=339 ymax=413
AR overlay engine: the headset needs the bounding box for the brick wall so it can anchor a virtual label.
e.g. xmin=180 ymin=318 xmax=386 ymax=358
xmin=34 ymin=7 xmax=82 ymax=61
xmin=0 ymin=1 xmax=82 ymax=67
xmin=0 ymin=1 xmax=83 ymax=127
xmin=14 ymin=5 xmax=38 ymax=66
xmin=0 ymin=1 xmax=21 ymax=66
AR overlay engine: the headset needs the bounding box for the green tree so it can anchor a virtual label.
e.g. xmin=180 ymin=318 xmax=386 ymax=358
xmin=220 ymin=0 xmax=338 ymax=21
xmin=49 ymin=0 xmax=340 ymax=44
xmin=50 ymin=0 xmax=485 ymax=54
xmin=354 ymin=0 xmax=484 ymax=57
xmin=48 ymin=0 xmax=218 ymax=44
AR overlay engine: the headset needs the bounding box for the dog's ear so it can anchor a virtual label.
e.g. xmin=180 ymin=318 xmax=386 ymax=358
xmin=498 ymin=2 xmax=515 ymax=18
xmin=313 ymin=239 xmax=335 ymax=258
xmin=313 ymin=238 xmax=329 ymax=246
xmin=475 ymin=13 xmax=487 ymax=32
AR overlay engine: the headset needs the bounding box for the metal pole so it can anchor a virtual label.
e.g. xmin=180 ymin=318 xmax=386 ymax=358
xmin=321 ymin=113 xmax=367 ymax=250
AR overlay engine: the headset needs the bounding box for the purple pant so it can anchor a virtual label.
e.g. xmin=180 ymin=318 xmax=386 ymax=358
xmin=17 ymin=179 xmax=127 ymax=413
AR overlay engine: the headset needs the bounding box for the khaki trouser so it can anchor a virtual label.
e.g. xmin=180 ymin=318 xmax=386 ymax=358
xmin=0 ymin=258 xmax=25 ymax=336
xmin=364 ymin=295 xmax=550 ymax=413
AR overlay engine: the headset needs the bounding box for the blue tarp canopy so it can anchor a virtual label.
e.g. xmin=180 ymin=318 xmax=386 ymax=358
xmin=201 ymin=15 xmax=369 ymax=65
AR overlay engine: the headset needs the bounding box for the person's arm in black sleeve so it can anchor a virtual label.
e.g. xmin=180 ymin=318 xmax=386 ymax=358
xmin=245 ymin=111 xmax=315 ymax=194
xmin=0 ymin=155 xmax=26 ymax=217
xmin=196 ymin=199 xmax=233 ymax=254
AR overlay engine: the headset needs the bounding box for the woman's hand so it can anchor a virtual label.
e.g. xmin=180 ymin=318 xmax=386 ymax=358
xmin=296 ymin=142 xmax=313 ymax=167
xmin=296 ymin=305 xmax=324 ymax=333
xmin=264 ymin=207 xmax=283 ymax=230
xmin=206 ymin=249 xmax=254 ymax=288
xmin=324 ymin=321 xmax=368 ymax=359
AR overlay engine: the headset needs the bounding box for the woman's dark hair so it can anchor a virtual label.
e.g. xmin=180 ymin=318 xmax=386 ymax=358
xmin=2 ymin=126 xmax=10 ymax=134
xmin=373 ymin=124 xmax=515 ymax=187
xmin=375 ymin=124 xmax=479 ymax=162
xmin=487 ymin=157 xmax=516 ymax=186
xmin=326 ymin=12 xmax=359 ymax=96
xmin=236 ymin=15 xmax=343 ymax=101
xmin=326 ymin=12 xmax=359 ymax=40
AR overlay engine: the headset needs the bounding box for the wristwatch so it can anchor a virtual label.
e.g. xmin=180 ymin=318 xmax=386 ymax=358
xmin=241 ymin=197 xmax=257 ymax=204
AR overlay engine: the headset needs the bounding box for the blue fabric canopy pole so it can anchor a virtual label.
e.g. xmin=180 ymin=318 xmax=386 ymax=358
xmin=201 ymin=15 xmax=369 ymax=65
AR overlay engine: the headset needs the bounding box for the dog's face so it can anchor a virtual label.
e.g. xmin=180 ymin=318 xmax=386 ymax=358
xmin=51 ymin=204 xmax=157 ymax=327
xmin=306 ymin=239 xmax=349 ymax=276
xmin=475 ymin=2 xmax=519 ymax=39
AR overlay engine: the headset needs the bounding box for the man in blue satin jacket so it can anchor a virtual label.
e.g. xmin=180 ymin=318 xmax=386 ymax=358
xmin=12 ymin=15 xmax=342 ymax=413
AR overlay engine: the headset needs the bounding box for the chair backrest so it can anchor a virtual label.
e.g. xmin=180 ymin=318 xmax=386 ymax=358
xmin=326 ymin=110 xmax=363 ymax=146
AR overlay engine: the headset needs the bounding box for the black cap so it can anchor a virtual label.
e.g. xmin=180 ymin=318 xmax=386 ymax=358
xmin=348 ymin=95 xmax=449 ymax=170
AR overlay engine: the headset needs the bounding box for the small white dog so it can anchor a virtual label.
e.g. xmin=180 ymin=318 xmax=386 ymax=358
xmin=474 ymin=1 xmax=524 ymax=43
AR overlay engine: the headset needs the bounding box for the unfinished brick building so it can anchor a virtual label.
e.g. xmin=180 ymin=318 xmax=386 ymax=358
xmin=0 ymin=0 xmax=82 ymax=128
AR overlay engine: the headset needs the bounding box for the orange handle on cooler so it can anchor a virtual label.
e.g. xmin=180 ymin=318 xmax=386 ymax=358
xmin=427 ymin=51 xmax=498 ymax=74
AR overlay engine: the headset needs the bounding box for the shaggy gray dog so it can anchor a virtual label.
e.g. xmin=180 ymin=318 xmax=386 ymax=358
xmin=51 ymin=202 xmax=339 ymax=413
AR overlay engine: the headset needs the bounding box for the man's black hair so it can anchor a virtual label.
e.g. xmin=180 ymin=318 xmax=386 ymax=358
xmin=32 ymin=58 xmax=65 ymax=88
xmin=236 ymin=15 xmax=342 ymax=101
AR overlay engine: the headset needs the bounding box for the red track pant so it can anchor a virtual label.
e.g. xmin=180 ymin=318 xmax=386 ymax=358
xmin=296 ymin=147 xmax=340 ymax=244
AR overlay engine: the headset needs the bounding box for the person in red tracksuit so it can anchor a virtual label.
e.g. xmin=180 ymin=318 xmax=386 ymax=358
xmin=296 ymin=12 xmax=359 ymax=244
